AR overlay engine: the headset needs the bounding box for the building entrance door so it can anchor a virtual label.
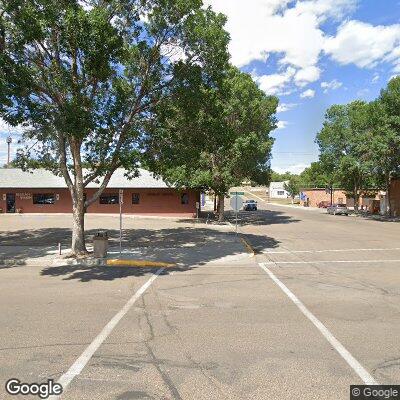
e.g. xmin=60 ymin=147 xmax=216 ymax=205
xmin=6 ymin=193 xmax=15 ymax=213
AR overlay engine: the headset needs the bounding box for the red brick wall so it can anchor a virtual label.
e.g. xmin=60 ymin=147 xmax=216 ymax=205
xmin=0 ymin=188 xmax=199 ymax=216
xmin=300 ymin=189 xmax=352 ymax=208
xmin=390 ymin=179 xmax=400 ymax=217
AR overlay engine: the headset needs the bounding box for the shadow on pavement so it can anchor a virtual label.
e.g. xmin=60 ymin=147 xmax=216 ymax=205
xmin=225 ymin=209 xmax=301 ymax=226
xmin=38 ymin=227 xmax=280 ymax=281
xmin=180 ymin=209 xmax=301 ymax=227
xmin=0 ymin=210 xmax=302 ymax=280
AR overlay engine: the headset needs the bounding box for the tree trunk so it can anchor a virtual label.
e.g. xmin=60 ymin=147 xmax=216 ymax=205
xmin=354 ymin=185 xmax=359 ymax=212
xmin=218 ymin=194 xmax=225 ymax=222
xmin=387 ymin=174 xmax=392 ymax=217
xmin=71 ymin=196 xmax=86 ymax=255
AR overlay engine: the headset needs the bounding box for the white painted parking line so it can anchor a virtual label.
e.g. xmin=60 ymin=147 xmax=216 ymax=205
xmin=258 ymin=262 xmax=378 ymax=385
xmin=49 ymin=269 xmax=164 ymax=399
xmin=262 ymin=259 xmax=400 ymax=265
xmin=263 ymin=247 xmax=400 ymax=254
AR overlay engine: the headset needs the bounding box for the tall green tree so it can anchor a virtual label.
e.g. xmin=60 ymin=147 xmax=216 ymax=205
xmin=0 ymin=0 xmax=229 ymax=254
xmin=283 ymin=176 xmax=299 ymax=204
xmin=364 ymin=77 xmax=400 ymax=215
xmin=144 ymin=66 xmax=278 ymax=221
xmin=270 ymin=170 xmax=293 ymax=182
xmin=316 ymin=101 xmax=371 ymax=210
xmin=299 ymin=161 xmax=336 ymax=188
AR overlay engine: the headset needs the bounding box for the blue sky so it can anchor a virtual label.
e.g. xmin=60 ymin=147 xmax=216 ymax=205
xmin=207 ymin=0 xmax=400 ymax=174
xmin=1 ymin=0 xmax=400 ymax=171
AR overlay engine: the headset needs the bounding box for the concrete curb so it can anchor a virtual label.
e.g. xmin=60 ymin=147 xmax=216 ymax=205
xmin=239 ymin=238 xmax=256 ymax=257
xmin=0 ymin=257 xmax=177 ymax=268
xmin=106 ymin=259 xmax=176 ymax=268
xmin=0 ymin=257 xmax=103 ymax=267
xmin=0 ymin=258 xmax=27 ymax=266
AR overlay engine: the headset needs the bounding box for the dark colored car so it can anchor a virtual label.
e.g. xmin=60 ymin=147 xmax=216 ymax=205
xmin=243 ymin=200 xmax=257 ymax=211
xmin=318 ymin=201 xmax=331 ymax=208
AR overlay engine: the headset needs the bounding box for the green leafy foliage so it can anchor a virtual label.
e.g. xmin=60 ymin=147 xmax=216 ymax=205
xmin=315 ymin=100 xmax=372 ymax=209
xmin=283 ymin=177 xmax=299 ymax=200
xmin=298 ymin=161 xmax=336 ymax=188
xmin=313 ymin=76 xmax=400 ymax=214
xmin=143 ymin=65 xmax=278 ymax=219
xmin=0 ymin=0 xmax=230 ymax=251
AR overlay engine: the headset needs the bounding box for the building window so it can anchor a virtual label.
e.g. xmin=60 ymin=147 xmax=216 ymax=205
xmin=132 ymin=193 xmax=140 ymax=204
xmin=277 ymin=190 xmax=285 ymax=196
xmin=33 ymin=193 xmax=55 ymax=205
xmin=181 ymin=193 xmax=189 ymax=205
xmin=99 ymin=194 xmax=119 ymax=204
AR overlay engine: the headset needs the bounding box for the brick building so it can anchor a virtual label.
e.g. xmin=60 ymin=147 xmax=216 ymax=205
xmin=389 ymin=179 xmax=400 ymax=216
xmin=299 ymin=188 xmax=352 ymax=208
xmin=0 ymin=169 xmax=199 ymax=217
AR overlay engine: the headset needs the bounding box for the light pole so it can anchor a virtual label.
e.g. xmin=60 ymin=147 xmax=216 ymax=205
xmin=6 ymin=136 xmax=12 ymax=166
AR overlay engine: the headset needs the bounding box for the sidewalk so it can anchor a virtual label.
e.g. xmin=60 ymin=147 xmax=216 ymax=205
xmin=0 ymin=216 xmax=250 ymax=268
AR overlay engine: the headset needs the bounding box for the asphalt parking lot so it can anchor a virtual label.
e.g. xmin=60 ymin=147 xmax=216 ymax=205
xmin=0 ymin=205 xmax=399 ymax=399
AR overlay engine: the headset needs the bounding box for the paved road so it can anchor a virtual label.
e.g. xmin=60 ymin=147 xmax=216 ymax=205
xmin=0 ymin=206 xmax=399 ymax=399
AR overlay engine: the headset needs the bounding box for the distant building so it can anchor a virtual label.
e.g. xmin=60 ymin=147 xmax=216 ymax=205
xmin=388 ymin=179 xmax=400 ymax=216
xmin=299 ymin=188 xmax=349 ymax=207
xmin=299 ymin=188 xmax=383 ymax=210
xmin=0 ymin=168 xmax=199 ymax=217
xmin=269 ymin=181 xmax=289 ymax=199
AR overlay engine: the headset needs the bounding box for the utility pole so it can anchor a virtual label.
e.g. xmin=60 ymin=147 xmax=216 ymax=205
xmin=6 ymin=136 xmax=12 ymax=166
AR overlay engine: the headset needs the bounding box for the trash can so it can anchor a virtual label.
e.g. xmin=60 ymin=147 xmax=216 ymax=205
xmin=93 ymin=231 xmax=108 ymax=258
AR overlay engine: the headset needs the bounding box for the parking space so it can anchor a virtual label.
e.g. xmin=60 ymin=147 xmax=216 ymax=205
xmin=0 ymin=205 xmax=399 ymax=399
xmin=239 ymin=201 xmax=400 ymax=388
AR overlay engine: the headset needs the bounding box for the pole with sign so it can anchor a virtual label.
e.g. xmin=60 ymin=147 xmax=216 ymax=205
xmin=229 ymin=192 xmax=243 ymax=236
xmin=119 ymin=189 xmax=123 ymax=257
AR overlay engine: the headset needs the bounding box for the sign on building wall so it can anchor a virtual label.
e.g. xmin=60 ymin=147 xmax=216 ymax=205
xmin=16 ymin=193 xmax=32 ymax=200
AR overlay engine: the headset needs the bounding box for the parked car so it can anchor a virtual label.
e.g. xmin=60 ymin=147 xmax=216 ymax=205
xmin=317 ymin=200 xmax=331 ymax=208
xmin=327 ymin=203 xmax=349 ymax=215
xmin=243 ymin=199 xmax=258 ymax=211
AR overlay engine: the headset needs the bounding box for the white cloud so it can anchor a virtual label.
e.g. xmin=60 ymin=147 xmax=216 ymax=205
xmin=160 ymin=42 xmax=187 ymax=63
xmin=276 ymin=120 xmax=288 ymax=129
xmin=205 ymin=1 xmax=400 ymax=97
xmin=206 ymin=0 xmax=356 ymax=68
xmin=321 ymin=79 xmax=342 ymax=92
xmin=273 ymin=163 xmax=310 ymax=174
xmin=277 ymin=103 xmax=297 ymax=113
xmin=325 ymin=20 xmax=400 ymax=68
xmin=254 ymin=67 xmax=296 ymax=95
xmin=357 ymin=88 xmax=370 ymax=97
xmin=294 ymin=66 xmax=321 ymax=87
xmin=293 ymin=0 xmax=357 ymax=22
xmin=300 ymin=89 xmax=315 ymax=98
xmin=372 ymin=73 xmax=380 ymax=83
xmin=0 ymin=118 xmax=26 ymax=134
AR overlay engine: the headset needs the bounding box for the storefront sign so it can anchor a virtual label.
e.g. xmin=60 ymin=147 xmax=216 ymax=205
xmin=16 ymin=193 xmax=32 ymax=200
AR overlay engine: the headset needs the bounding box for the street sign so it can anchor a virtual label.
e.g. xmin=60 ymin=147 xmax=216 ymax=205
xmin=230 ymin=191 xmax=244 ymax=196
xmin=230 ymin=195 xmax=243 ymax=211
xmin=230 ymin=194 xmax=243 ymax=236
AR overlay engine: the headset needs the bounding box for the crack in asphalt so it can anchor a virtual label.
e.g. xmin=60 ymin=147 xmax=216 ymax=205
xmin=140 ymin=294 xmax=183 ymax=400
